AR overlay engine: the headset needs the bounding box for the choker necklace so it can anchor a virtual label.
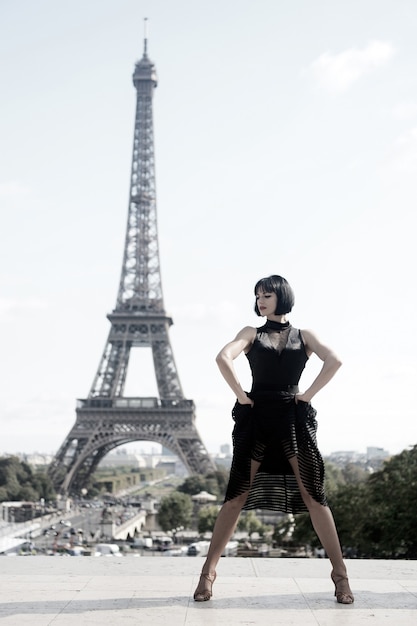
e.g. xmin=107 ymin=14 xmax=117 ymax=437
xmin=264 ymin=319 xmax=290 ymax=331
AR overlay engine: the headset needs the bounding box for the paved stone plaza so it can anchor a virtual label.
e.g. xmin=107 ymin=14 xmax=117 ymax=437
xmin=0 ymin=556 xmax=416 ymax=625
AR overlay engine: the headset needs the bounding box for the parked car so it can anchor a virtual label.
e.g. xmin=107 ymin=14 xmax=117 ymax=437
xmin=93 ymin=543 xmax=122 ymax=556
xmin=187 ymin=541 xmax=210 ymax=557
xmin=132 ymin=537 xmax=153 ymax=549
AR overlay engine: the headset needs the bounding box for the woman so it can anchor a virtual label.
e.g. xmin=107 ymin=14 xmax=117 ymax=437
xmin=193 ymin=275 xmax=354 ymax=604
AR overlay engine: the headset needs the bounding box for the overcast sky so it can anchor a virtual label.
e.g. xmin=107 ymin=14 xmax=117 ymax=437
xmin=1 ymin=0 xmax=416 ymax=461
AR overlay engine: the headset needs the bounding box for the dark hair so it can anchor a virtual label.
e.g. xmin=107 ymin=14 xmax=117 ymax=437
xmin=254 ymin=275 xmax=295 ymax=316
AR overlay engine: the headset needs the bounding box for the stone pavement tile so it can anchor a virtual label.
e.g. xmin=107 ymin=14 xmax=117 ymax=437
xmin=0 ymin=601 xmax=70 ymax=626
xmin=0 ymin=577 xmax=91 ymax=614
xmin=400 ymin=582 xmax=417 ymax=594
xmin=360 ymin=590 xmax=417 ymax=610
xmin=85 ymin=574 xmax=189 ymax=593
xmin=297 ymin=577 xmax=417 ymax=606
xmin=347 ymin=560 xmax=417 ymax=579
xmin=0 ymin=595 xmax=78 ymax=611
xmin=186 ymin=606 xmax=318 ymax=626
xmin=296 ymin=576 xmax=355 ymax=610
xmin=158 ymin=557 xmax=258 ymax=581
xmin=0 ymin=616 xmax=57 ymax=626
xmin=0 ymin=597 xmax=78 ymax=620
xmin=52 ymin=611 xmax=187 ymax=626
xmin=0 ymin=597 xmax=186 ymax=626
xmin=187 ymin=575 xmax=317 ymax=625
xmin=213 ymin=574 xmax=300 ymax=591
xmin=51 ymin=614 xmax=142 ymax=626
xmin=212 ymin=578 xmax=311 ymax=609
xmin=254 ymin=557 xmax=331 ymax=579
xmin=0 ymin=574 xmax=91 ymax=591
xmin=313 ymin=609 xmax=417 ymax=626
xmin=54 ymin=594 xmax=189 ymax=626
xmin=340 ymin=579 xmax=417 ymax=610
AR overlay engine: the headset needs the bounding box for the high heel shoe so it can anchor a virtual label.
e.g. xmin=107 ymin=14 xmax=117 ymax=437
xmin=193 ymin=571 xmax=216 ymax=602
xmin=331 ymin=571 xmax=354 ymax=604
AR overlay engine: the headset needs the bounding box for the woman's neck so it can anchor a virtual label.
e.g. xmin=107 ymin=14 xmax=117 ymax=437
xmin=266 ymin=314 xmax=288 ymax=323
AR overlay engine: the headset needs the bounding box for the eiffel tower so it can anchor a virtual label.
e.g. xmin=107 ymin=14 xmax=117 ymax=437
xmin=49 ymin=26 xmax=215 ymax=495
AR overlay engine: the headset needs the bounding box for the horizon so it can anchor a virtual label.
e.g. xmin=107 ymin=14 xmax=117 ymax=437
xmin=0 ymin=441 xmax=397 ymax=460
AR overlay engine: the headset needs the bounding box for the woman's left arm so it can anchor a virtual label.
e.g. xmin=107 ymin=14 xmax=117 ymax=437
xmin=296 ymin=329 xmax=342 ymax=403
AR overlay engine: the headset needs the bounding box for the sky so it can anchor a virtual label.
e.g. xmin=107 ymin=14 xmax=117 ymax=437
xmin=1 ymin=0 xmax=416 ymax=462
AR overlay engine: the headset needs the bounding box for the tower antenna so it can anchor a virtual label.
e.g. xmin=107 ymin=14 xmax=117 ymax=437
xmin=143 ymin=17 xmax=148 ymax=55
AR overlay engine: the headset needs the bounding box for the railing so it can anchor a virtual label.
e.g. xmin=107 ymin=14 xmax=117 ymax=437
xmin=77 ymin=397 xmax=194 ymax=409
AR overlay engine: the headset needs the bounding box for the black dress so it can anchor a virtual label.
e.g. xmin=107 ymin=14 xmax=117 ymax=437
xmin=224 ymin=319 xmax=328 ymax=513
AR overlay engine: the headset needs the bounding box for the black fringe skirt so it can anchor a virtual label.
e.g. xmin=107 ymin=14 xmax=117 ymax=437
xmin=224 ymin=391 xmax=328 ymax=513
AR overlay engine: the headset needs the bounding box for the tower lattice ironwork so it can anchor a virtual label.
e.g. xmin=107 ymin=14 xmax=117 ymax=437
xmin=49 ymin=30 xmax=215 ymax=495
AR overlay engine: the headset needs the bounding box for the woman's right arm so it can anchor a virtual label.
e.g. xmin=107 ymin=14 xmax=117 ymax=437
xmin=215 ymin=326 xmax=256 ymax=405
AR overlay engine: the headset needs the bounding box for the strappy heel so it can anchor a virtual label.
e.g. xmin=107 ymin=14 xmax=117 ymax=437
xmin=331 ymin=571 xmax=354 ymax=604
xmin=193 ymin=571 xmax=216 ymax=602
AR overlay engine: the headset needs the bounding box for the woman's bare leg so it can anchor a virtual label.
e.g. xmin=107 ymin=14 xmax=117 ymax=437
xmin=193 ymin=460 xmax=260 ymax=598
xmin=289 ymin=457 xmax=354 ymax=604
xmin=288 ymin=456 xmax=353 ymax=602
xmin=287 ymin=456 xmax=347 ymax=575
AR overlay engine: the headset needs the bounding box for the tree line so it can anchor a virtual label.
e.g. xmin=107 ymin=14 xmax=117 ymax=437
xmin=0 ymin=456 xmax=55 ymax=502
xmin=1 ymin=445 xmax=416 ymax=559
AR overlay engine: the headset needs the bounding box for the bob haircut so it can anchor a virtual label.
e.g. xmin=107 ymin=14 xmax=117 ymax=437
xmin=254 ymin=275 xmax=295 ymax=316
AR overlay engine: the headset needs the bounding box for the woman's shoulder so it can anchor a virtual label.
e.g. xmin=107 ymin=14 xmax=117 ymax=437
xmin=299 ymin=328 xmax=318 ymax=341
xmin=236 ymin=325 xmax=257 ymax=340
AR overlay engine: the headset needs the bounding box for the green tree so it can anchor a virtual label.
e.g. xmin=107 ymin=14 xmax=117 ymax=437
xmin=18 ymin=485 xmax=39 ymax=501
xmin=197 ymin=505 xmax=219 ymax=534
xmin=157 ymin=491 xmax=193 ymax=532
xmin=177 ymin=469 xmax=228 ymax=499
xmin=32 ymin=471 xmax=57 ymax=501
xmin=328 ymin=482 xmax=369 ymax=554
xmin=273 ymin=515 xmax=297 ymax=546
xmin=327 ymin=446 xmax=417 ymax=558
xmin=0 ymin=456 xmax=56 ymax=502
xmin=323 ymin=461 xmax=345 ymax=498
xmin=342 ymin=463 xmax=368 ymax=484
xmin=177 ymin=475 xmax=206 ymax=496
xmin=290 ymin=512 xmax=319 ymax=547
xmin=204 ymin=469 xmax=229 ymax=499
xmin=361 ymin=445 xmax=417 ymax=558
xmin=237 ymin=510 xmax=266 ymax=537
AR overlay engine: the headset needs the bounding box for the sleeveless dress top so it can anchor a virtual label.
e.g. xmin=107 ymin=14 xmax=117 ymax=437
xmin=224 ymin=320 xmax=328 ymax=513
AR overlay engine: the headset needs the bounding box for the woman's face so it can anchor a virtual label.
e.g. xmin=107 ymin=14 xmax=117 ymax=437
xmin=256 ymin=290 xmax=278 ymax=317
